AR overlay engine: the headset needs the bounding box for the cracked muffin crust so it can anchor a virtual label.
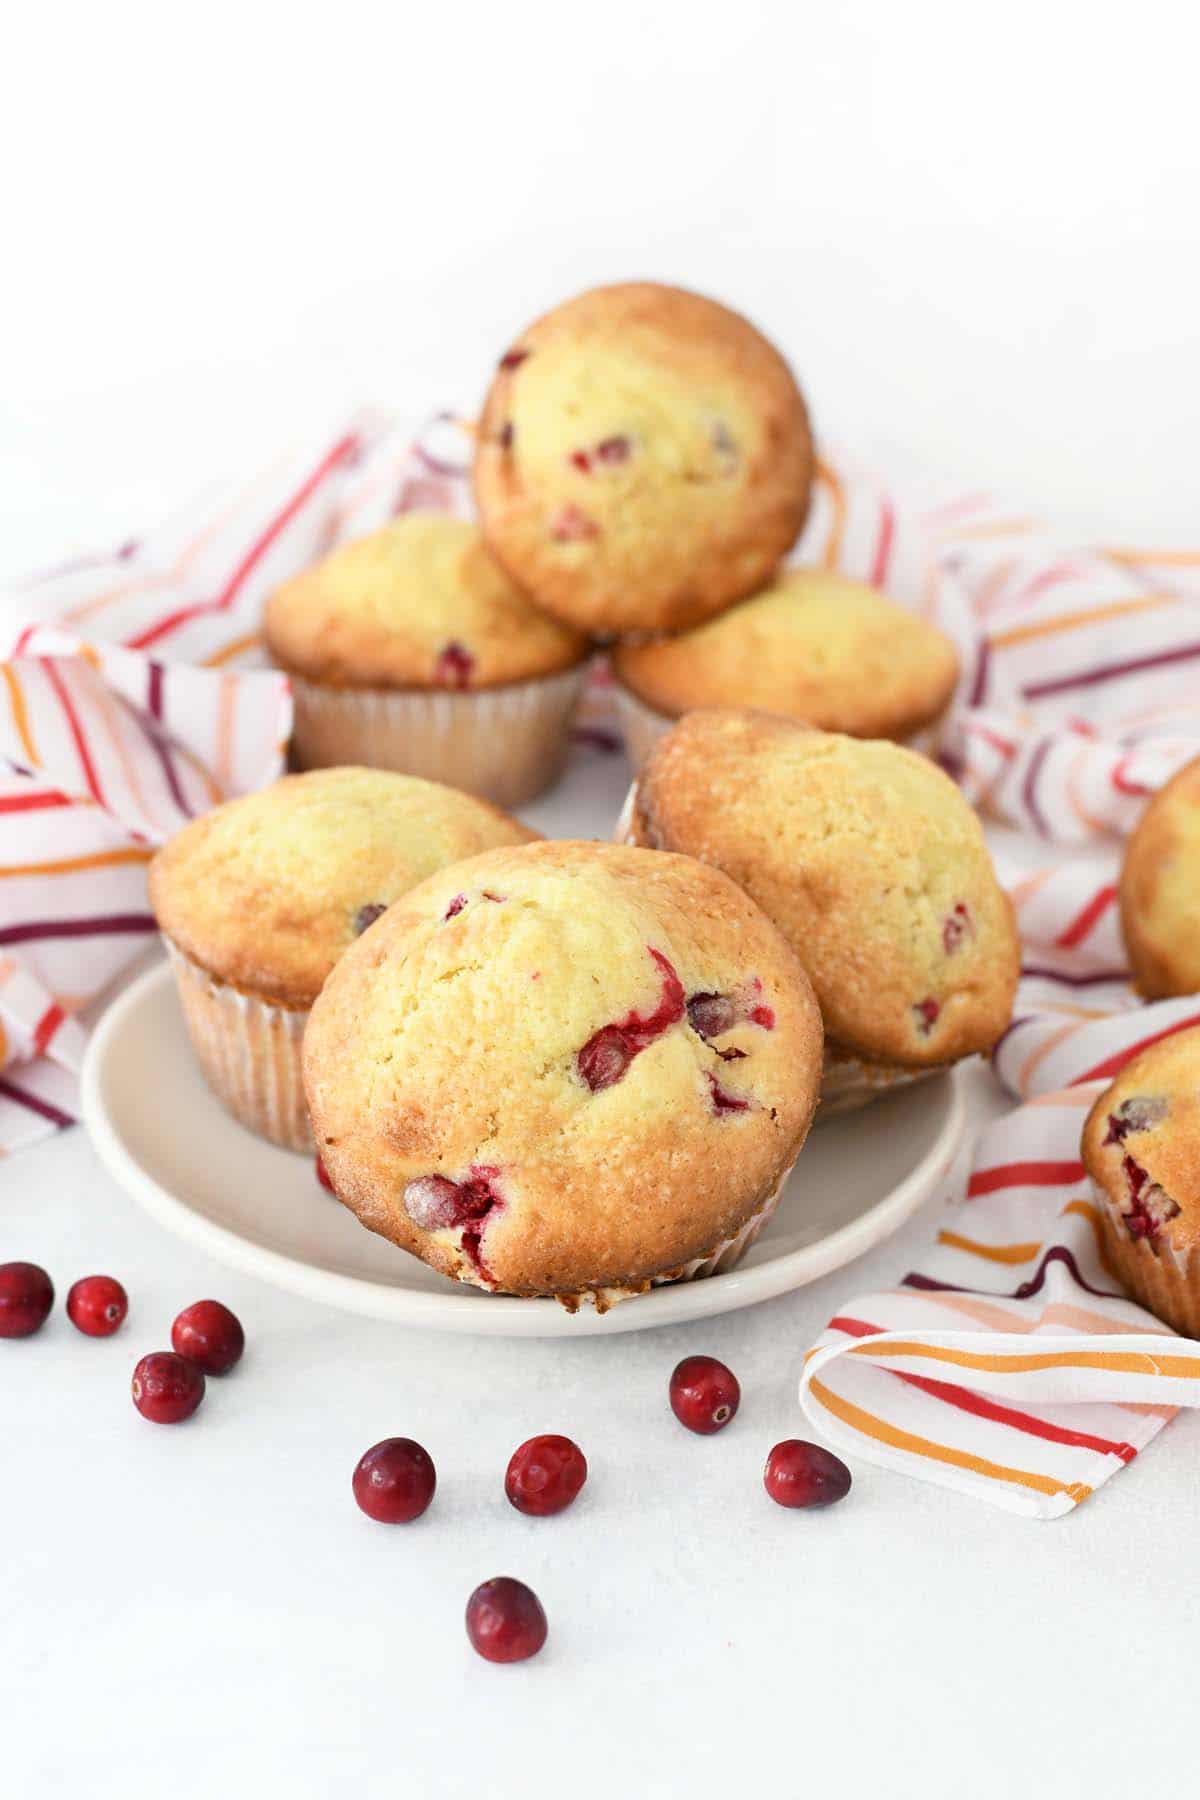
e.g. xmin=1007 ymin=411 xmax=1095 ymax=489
xmin=264 ymin=514 xmax=587 ymax=692
xmin=303 ymin=840 xmax=823 ymax=1302
xmin=622 ymin=710 xmax=1018 ymax=1080
xmin=1120 ymin=755 xmax=1200 ymax=999
xmin=613 ymin=567 xmax=959 ymax=746
xmin=1082 ymin=1026 xmax=1200 ymax=1334
xmin=474 ymin=282 xmax=814 ymax=636
xmin=151 ymin=766 xmax=535 ymax=1008
xmin=150 ymin=768 xmax=534 ymax=1150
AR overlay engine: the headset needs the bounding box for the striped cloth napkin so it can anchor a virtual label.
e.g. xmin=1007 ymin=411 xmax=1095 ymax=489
xmin=5 ymin=409 xmax=1200 ymax=1518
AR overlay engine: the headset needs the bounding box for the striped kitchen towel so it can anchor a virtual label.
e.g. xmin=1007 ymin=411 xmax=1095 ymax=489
xmin=797 ymin=466 xmax=1200 ymax=1515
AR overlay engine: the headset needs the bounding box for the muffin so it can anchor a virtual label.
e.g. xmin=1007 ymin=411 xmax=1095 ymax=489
xmin=1082 ymin=1026 xmax=1200 ymax=1334
xmin=150 ymin=767 xmax=534 ymax=1150
xmin=620 ymin=709 xmax=1019 ymax=1113
xmin=474 ymin=282 xmax=813 ymax=637
xmin=613 ymin=568 xmax=960 ymax=769
xmin=1120 ymin=755 xmax=1200 ymax=997
xmin=264 ymin=514 xmax=590 ymax=807
xmin=303 ymin=840 xmax=823 ymax=1307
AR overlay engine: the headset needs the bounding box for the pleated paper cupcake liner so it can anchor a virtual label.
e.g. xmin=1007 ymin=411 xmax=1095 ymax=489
xmin=1091 ymin=1178 xmax=1200 ymax=1337
xmin=817 ymin=1044 xmax=946 ymax=1117
xmin=289 ymin=662 xmax=589 ymax=807
xmin=164 ymin=940 xmax=312 ymax=1152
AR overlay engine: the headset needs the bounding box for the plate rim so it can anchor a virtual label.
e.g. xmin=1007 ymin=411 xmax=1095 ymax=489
xmin=81 ymin=961 xmax=966 ymax=1339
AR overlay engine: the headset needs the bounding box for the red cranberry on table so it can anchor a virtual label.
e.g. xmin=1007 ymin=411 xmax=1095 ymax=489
xmin=764 ymin=1440 xmax=852 ymax=1509
xmin=466 ymin=1577 xmax=548 ymax=1664
xmin=0 ymin=1262 xmax=54 ymax=1338
xmin=66 ymin=1274 xmax=128 ymax=1337
xmin=669 ymin=1355 xmax=740 ymax=1435
xmin=171 ymin=1300 xmax=244 ymax=1375
xmin=352 ymin=1437 xmax=437 ymax=1523
xmin=505 ymin=1435 xmax=588 ymax=1516
xmin=131 ymin=1351 xmax=206 ymax=1424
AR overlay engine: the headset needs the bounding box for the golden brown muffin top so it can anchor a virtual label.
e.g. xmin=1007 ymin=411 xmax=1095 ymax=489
xmin=1082 ymin=1026 xmax=1200 ymax=1251
xmin=474 ymin=282 xmax=813 ymax=637
xmin=614 ymin=568 xmax=959 ymax=740
xmin=623 ymin=709 xmax=1018 ymax=1068
xmin=150 ymin=766 xmax=535 ymax=1008
xmin=303 ymin=839 xmax=823 ymax=1299
xmin=263 ymin=514 xmax=588 ymax=690
xmin=1120 ymin=756 xmax=1200 ymax=999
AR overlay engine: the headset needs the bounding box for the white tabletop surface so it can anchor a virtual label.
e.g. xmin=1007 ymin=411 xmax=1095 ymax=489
xmin=5 ymin=737 xmax=1198 ymax=1800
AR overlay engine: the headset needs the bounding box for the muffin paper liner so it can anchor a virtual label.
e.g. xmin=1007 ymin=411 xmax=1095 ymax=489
xmin=613 ymin=682 xmax=948 ymax=772
xmin=817 ymin=1046 xmax=946 ymax=1117
xmin=164 ymin=940 xmax=312 ymax=1152
xmin=289 ymin=663 xmax=589 ymax=808
xmin=1090 ymin=1178 xmax=1200 ymax=1337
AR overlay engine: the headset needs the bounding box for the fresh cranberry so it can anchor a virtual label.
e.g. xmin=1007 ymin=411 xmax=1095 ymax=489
xmin=171 ymin=1300 xmax=244 ymax=1375
xmin=569 ymin=449 xmax=592 ymax=474
xmin=498 ymin=348 xmax=529 ymax=372
xmin=466 ymin=1577 xmax=548 ymax=1664
xmin=749 ymin=1004 xmax=775 ymax=1029
xmin=498 ymin=422 xmax=514 ymax=449
xmin=505 ymin=1435 xmax=588 ymax=1516
xmin=1104 ymin=1096 xmax=1167 ymax=1145
xmin=577 ymin=948 xmax=685 ymax=1093
xmin=669 ymin=1355 xmax=740 ymax=1435
xmin=131 ymin=1351 xmax=205 ymax=1423
xmin=706 ymin=1073 xmax=750 ymax=1114
xmin=352 ymin=1437 xmax=437 ymax=1523
xmin=66 ymin=1275 xmax=127 ymax=1338
xmin=1120 ymin=1154 xmax=1180 ymax=1242
xmin=942 ymin=903 xmax=974 ymax=954
xmin=764 ymin=1440 xmax=852 ymax=1509
xmin=434 ymin=641 xmax=475 ymax=689
xmin=354 ymin=902 xmax=386 ymax=935
xmin=316 ymin=1156 xmax=336 ymax=1192
xmin=549 ymin=505 xmax=599 ymax=543
xmin=402 ymin=1169 xmax=505 ymax=1283
xmin=0 ymin=1262 xmax=54 ymax=1338
xmin=913 ymin=997 xmax=940 ymax=1035
xmin=444 ymin=893 xmax=468 ymax=920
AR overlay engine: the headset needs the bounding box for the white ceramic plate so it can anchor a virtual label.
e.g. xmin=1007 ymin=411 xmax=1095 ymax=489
xmin=81 ymin=961 xmax=965 ymax=1337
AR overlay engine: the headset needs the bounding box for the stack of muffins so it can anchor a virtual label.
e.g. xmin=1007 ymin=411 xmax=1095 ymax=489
xmin=150 ymin=279 xmax=1023 ymax=1313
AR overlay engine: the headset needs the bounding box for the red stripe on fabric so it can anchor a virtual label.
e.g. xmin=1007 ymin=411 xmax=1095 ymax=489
xmin=0 ymin=913 xmax=156 ymax=947
xmin=124 ymin=433 xmax=359 ymax=651
xmin=1075 ymin=1011 xmax=1200 ymax=1083
xmin=1023 ymin=638 xmax=1200 ymax=700
xmin=831 ymin=1314 xmax=1136 ymax=1463
xmin=0 ymin=1075 xmax=73 ymax=1130
xmin=895 ymin=1369 xmax=1137 ymax=1462
xmin=40 ymin=661 xmax=105 ymax=806
xmin=868 ymin=498 xmax=895 ymax=586
xmin=32 ymin=1002 xmax=66 ymax=1056
xmin=1111 ymin=754 xmax=1152 ymax=798
xmin=967 ymin=1160 xmax=1086 ymax=1198
xmin=1054 ymin=884 xmax=1117 ymax=949
xmin=0 ymin=791 xmax=75 ymax=815
xmin=12 ymin=625 xmax=38 ymax=656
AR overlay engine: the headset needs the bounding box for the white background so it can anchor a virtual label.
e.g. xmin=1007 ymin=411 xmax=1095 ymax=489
xmin=5 ymin=4 xmax=1200 ymax=1796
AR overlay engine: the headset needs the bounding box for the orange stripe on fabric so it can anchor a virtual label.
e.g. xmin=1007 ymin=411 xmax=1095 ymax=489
xmin=940 ymin=517 xmax=1039 ymax=541
xmin=213 ymin=672 xmax=237 ymax=799
xmin=988 ymin=593 xmax=1177 ymax=649
xmin=815 ymin=459 xmax=846 ymax=570
xmin=916 ymin=1291 xmax=1042 ymax=1334
xmin=806 ymin=1375 xmax=1092 ymax=1504
xmin=936 ymin=1229 xmax=1043 ymax=1265
xmin=1017 ymin=1018 xmax=1089 ymax=1094
xmin=1 ymin=665 xmax=38 ymax=764
xmin=0 ymin=846 xmax=152 ymax=879
xmin=1060 ymin=1199 xmax=1119 ymax=1281
xmin=83 ymin=681 xmax=156 ymax=830
xmin=1065 ymin=738 xmax=1109 ymax=836
xmin=202 ymin=632 xmax=262 ymax=668
xmin=1007 ymin=868 xmax=1055 ymax=914
xmin=1104 ymin=546 xmax=1200 ymax=568
xmin=848 ymin=1338 xmax=1200 ymax=1379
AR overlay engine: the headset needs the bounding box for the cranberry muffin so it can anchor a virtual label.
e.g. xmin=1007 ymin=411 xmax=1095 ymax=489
xmin=475 ymin=282 xmax=814 ymax=637
xmin=303 ymin=840 xmax=823 ymax=1307
xmin=620 ymin=709 xmax=1018 ymax=1112
xmin=150 ymin=767 xmax=534 ymax=1150
xmin=1120 ymin=755 xmax=1200 ymax=998
xmin=264 ymin=514 xmax=590 ymax=806
xmin=1082 ymin=1026 xmax=1200 ymax=1334
xmin=613 ymin=568 xmax=959 ymax=768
